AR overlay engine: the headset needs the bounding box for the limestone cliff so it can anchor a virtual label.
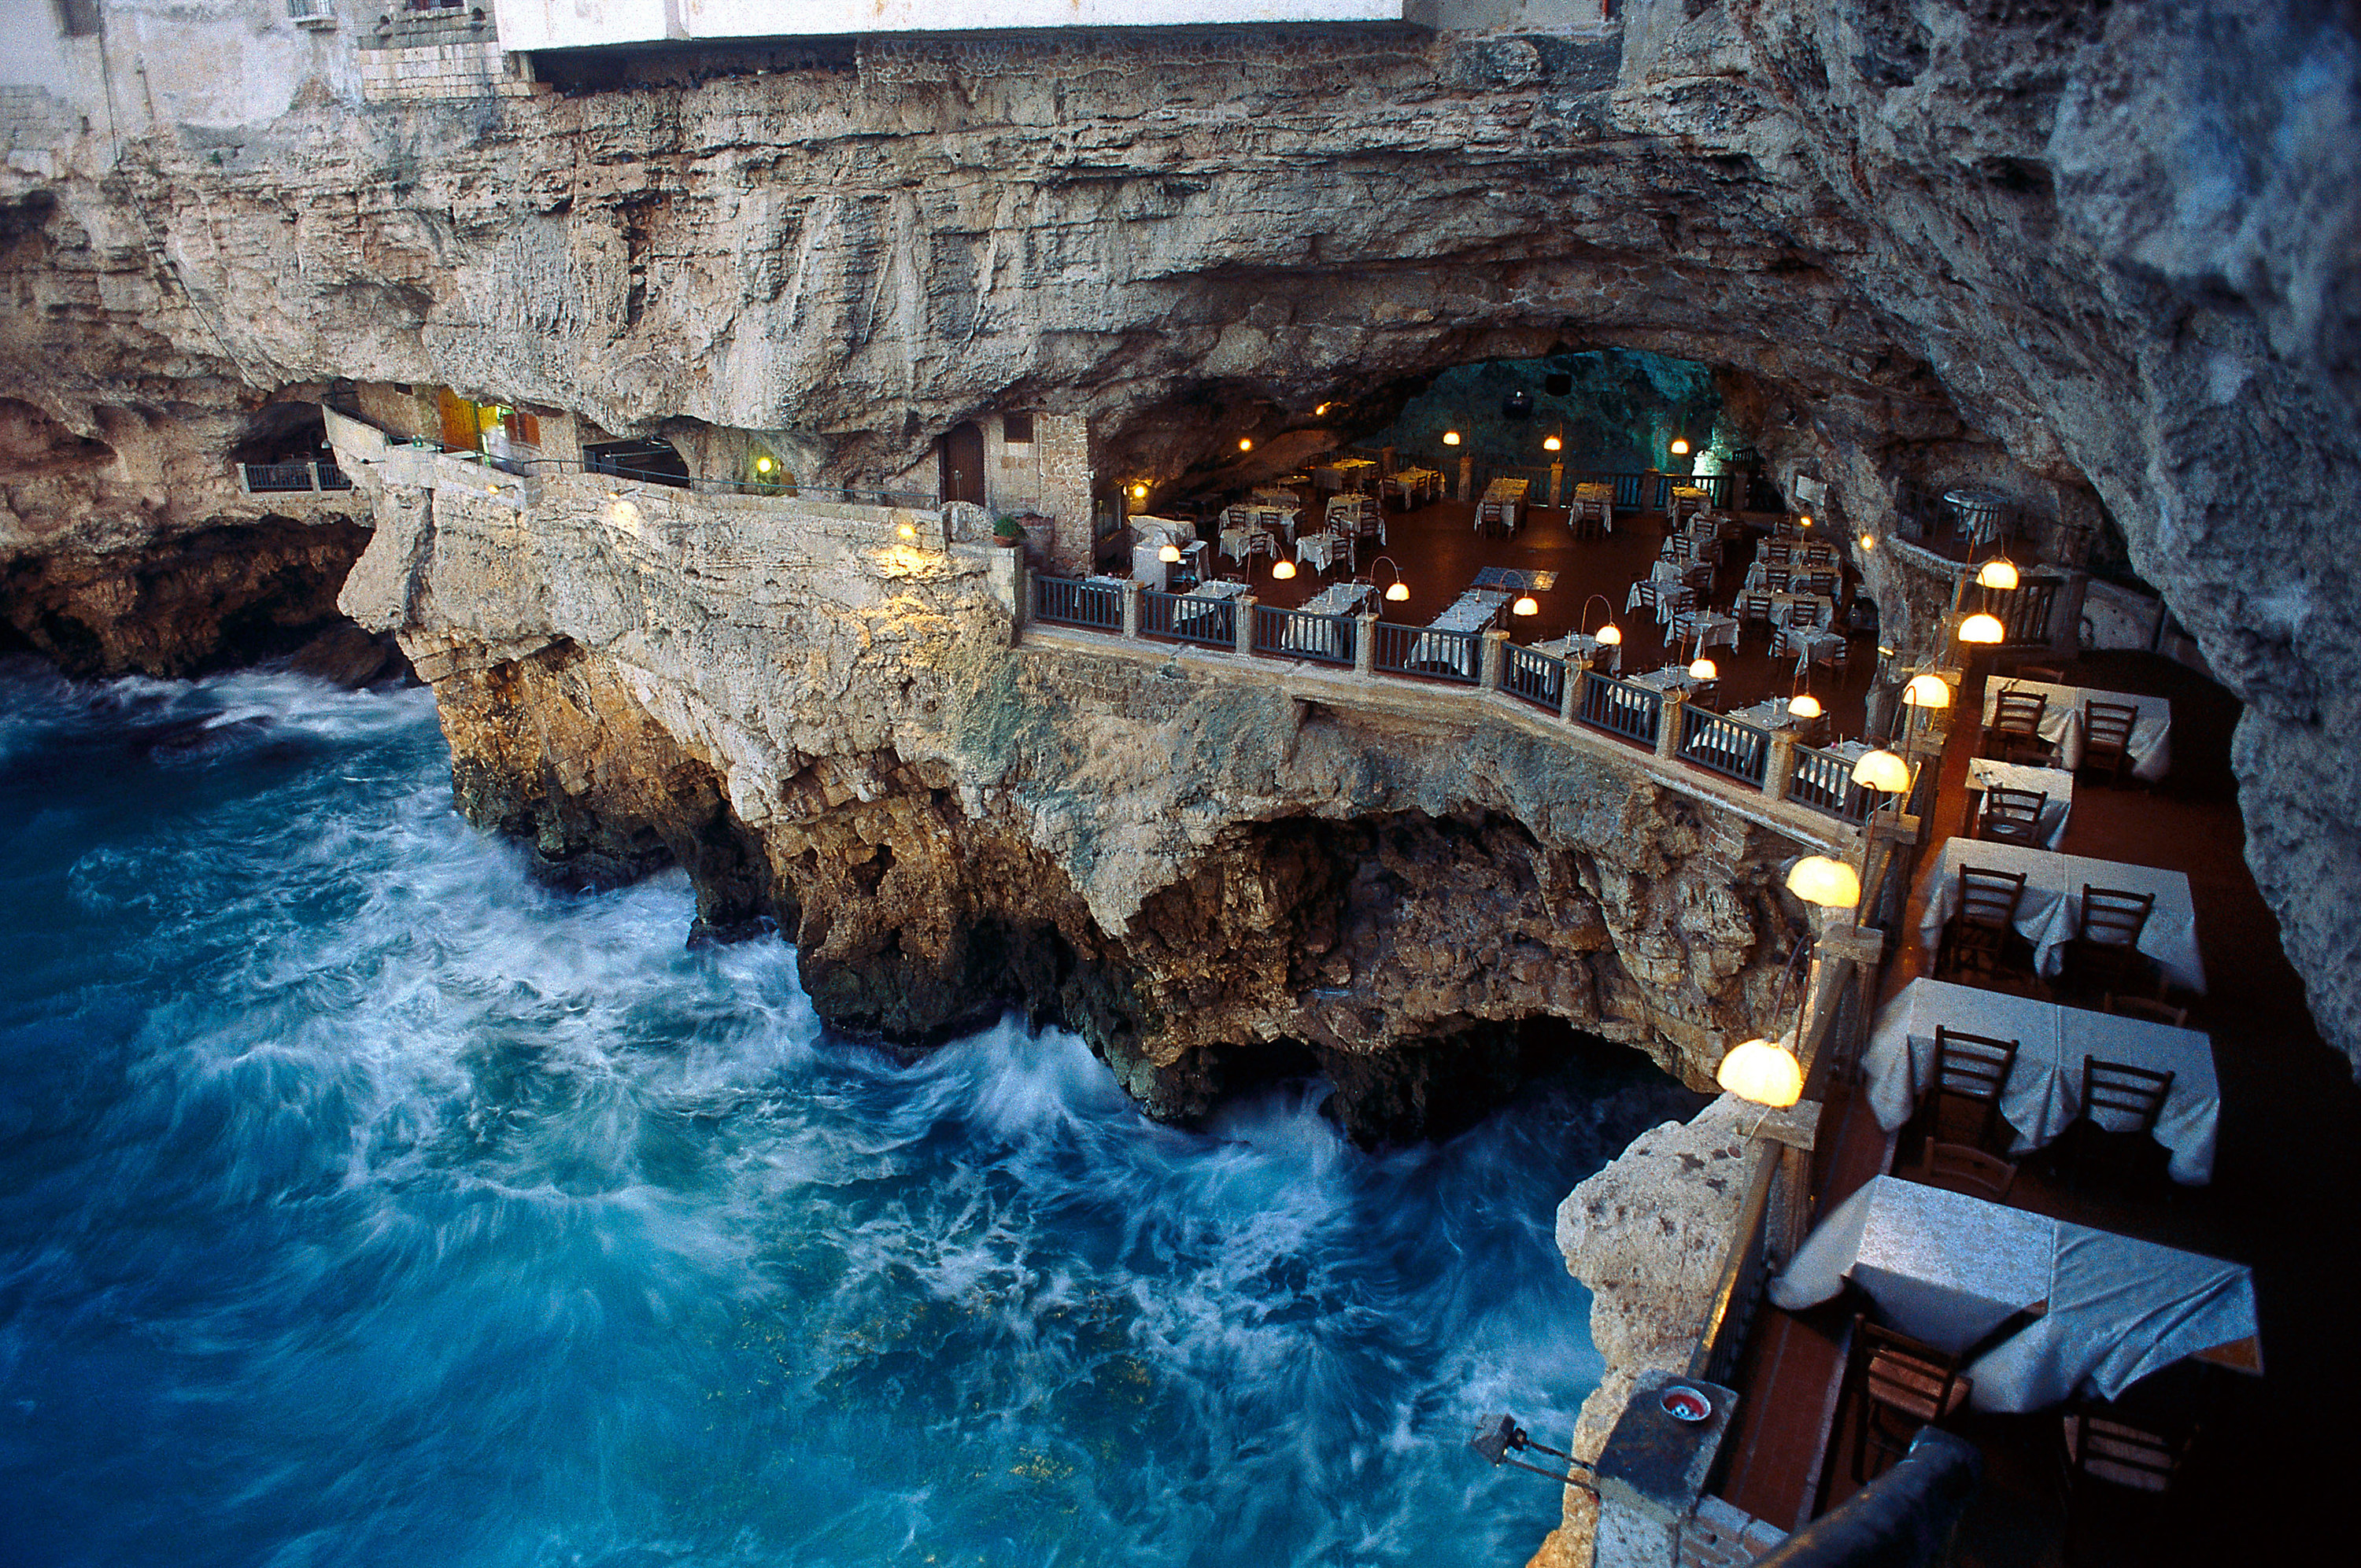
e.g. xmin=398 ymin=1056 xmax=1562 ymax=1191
xmin=3 ymin=3 xmax=2359 ymax=1068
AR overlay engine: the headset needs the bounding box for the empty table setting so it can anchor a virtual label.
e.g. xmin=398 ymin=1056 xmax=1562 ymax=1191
xmin=1965 ymin=757 xmax=2075 ymax=848
xmin=1278 ymin=581 xmax=1371 ymax=657
xmin=1860 ymin=976 xmax=2222 ymax=1182
xmin=1916 ymin=838 xmax=2207 ymax=994
xmin=1534 ymin=632 xmax=1622 ymax=676
xmin=1409 ymin=587 xmax=1511 ymax=676
xmin=1982 ymin=677 xmax=2173 ymax=780
xmin=1473 ymin=478 xmax=1528 ymax=533
xmin=1169 ymin=577 xmax=1247 ymax=633
xmin=1384 ymin=467 xmax=1443 ymax=508
xmin=1294 ymin=531 xmax=1346 ymax=574
xmin=1767 ymin=1175 xmax=2259 ymax=1413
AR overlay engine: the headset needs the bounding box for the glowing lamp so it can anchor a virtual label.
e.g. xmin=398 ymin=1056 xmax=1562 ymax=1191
xmin=1384 ymin=581 xmax=1410 ymax=602
xmin=1959 ymin=612 xmax=2007 ymax=645
xmin=1786 ymin=854 xmax=1862 ymax=909
xmin=1513 ymin=594 xmax=1539 ymax=618
xmin=1543 ymin=434 xmax=1562 ymax=452
xmin=1237 ymin=437 xmax=1254 ymax=452
xmin=1271 ymin=558 xmax=1297 ymax=580
xmin=1316 ymin=402 xmax=1335 ymax=416
xmin=1594 ymin=623 xmax=1622 ymax=647
xmin=1442 ymin=430 xmax=1462 ymax=447
xmin=1716 ymin=1037 xmax=1804 ymax=1109
xmin=898 ymin=522 xmax=916 ymax=540
xmin=1976 ymin=557 xmax=2019 ymax=591
xmin=754 ymin=454 xmax=775 ymax=475
xmin=1129 ymin=483 xmax=1148 ymax=500
xmin=1857 ymin=532 xmax=1876 ymax=552
xmin=1797 ymin=513 xmax=1813 ymax=529
xmin=1904 ymin=673 xmax=1953 ymax=710
xmin=1688 ymin=656 xmax=1718 ymax=682
xmin=1669 ymin=437 xmax=1691 ymax=457
xmin=1849 ymin=748 xmax=1912 ymax=795
xmin=1787 ymin=692 xmax=1824 ymax=721
xmin=1159 ymin=542 xmax=1183 ymax=564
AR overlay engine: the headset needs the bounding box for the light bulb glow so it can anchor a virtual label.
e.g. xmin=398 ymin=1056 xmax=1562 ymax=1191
xmin=1717 ymin=1038 xmax=1804 ymax=1109
xmin=1975 ymin=558 xmax=2019 ymax=591
xmin=1159 ymin=543 xmax=1182 ymax=563
xmin=1237 ymin=437 xmax=1254 ymax=452
xmin=1543 ymin=434 xmax=1562 ymax=452
xmin=1904 ymin=673 xmax=1953 ymax=709
xmin=1959 ymin=612 xmax=2007 ymax=645
xmin=754 ymin=454 xmax=774 ymax=474
xmin=1670 ymin=437 xmax=1691 ymax=457
xmin=1858 ymin=532 xmax=1876 ymax=552
xmin=1786 ymin=854 xmax=1862 ymax=909
xmin=1442 ymin=430 xmax=1462 ymax=447
xmin=1849 ymin=748 xmax=1912 ymax=794
xmin=1787 ymin=693 xmax=1824 ymax=720
xmin=1688 ymin=657 xmax=1718 ymax=682
xmin=1595 ymin=623 xmax=1621 ymax=647
xmin=1513 ymin=594 xmax=1539 ymax=617
xmin=1129 ymin=483 xmax=1148 ymax=500
xmin=899 ymin=522 xmax=916 ymax=540
xmin=1385 ymin=581 xmax=1410 ymax=602
xmin=1270 ymin=558 xmax=1296 ymax=580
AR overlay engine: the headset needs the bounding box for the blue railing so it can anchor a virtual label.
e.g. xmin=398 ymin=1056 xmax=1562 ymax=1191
xmin=1374 ymin=622 xmax=1480 ymax=684
xmin=1252 ymin=604 xmax=1354 ymax=666
xmin=1786 ymin=743 xmax=1876 ymax=822
xmin=1578 ymin=671 xmax=1662 ymax=748
xmin=239 ymin=460 xmax=348 ymax=493
xmin=1502 ymin=642 xmax=1565 ymax=712
xmin=1680 ymin=706 xmax=1772 ymax=787
xmin=1143 ymin=588 xmax=1236 ymax=647
xmin=1035 ymin=576 xmax=1121 ymax=632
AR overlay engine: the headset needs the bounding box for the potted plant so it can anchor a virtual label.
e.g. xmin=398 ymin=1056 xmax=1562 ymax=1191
xmin=992 ymin=515 xmax=1025 ymax=547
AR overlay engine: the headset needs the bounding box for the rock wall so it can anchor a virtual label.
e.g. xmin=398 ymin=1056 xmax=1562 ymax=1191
xmin=4 ymin=6 xmax=2359 ymax=1066
xmin=335 ymin=453 xmax=1827 ymax=1135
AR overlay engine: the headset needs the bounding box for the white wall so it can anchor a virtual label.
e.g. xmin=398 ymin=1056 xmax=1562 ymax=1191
xmin=496 ymin=0 xmax=1408 ymax=52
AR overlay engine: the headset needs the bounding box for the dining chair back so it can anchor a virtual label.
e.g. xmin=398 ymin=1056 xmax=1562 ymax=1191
xmin=2060 ymin=1404 xmax=2190 ymax=1496
xmin=1923 ymin=1026 xmax=2020 ymax=1153
xmin=2105 ymin=994 xmax=2189 ymax=1028
xmin=2065 ymin=885 xmax=2158 ymax=996
xmin=1786 ymin=598 xmax=1823 ymax=629
xmin=1978 ymin=785 xmax=2049 ymax=846
xmin=1942 ymin=866 xmax=2030 ymax=983
xmin=1763 ymin=540 xmax=1792 ymax=565
xmin=1852 ymin=1317 xmax=1973 ymax=1481
xmin=1801 ymin=572 xmax=1839 ymax=597
xmin=1764 ymin=567 xmax=1793 ymax=594
xmin=2082 ymin=699 xmax=2141 ymax=784
xmin=1740 ymin=593 xmax=1774 ymax=634
xmin=1919 ymin=1140 xmax=2019 ymax=1202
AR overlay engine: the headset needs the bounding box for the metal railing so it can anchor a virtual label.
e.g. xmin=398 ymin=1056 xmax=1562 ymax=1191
xmin=1680 ymin=706 xmax=1772 ymax=787
xmin=1786 ymin=743 xmax=1875 ymax=822
xmin=1373 ymin=622 xmax=1480 ymax=684
xmin=1577 ymin=670 xmax=1663 ymax=748
xmin=396 ymin=438 xmax=940 ymax=509
xmin=1252 ymin=603 xmax=1354 ymax=666
xmin=1034 ymin=576 xmax=1121 ymax=632
xmin=1687 ymin=1146 xmax=1781 ymax=1389
xmin=1655 ymin=472 xmax=1735 ymax=511
xmin=1144 ymin=588 xmax=1236 ymax=648
xmin=238 ymin=460 xmax=350 ymax=494
xmin=1975 ymin=574 xmax=2064 ymax=647
xmin=1502 ymin=642 xmax=1565 ymax=712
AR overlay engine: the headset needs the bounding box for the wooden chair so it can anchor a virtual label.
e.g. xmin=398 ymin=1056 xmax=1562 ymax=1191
xmin=2013 ymin=663 xmax=2067 ymax=684
xmin=1764 ymin=566 xmax=1793 ymax=594
xmin=1811 ymin=636 xmax=1851 ymax=680
xmin=2061 ymin=1402 xmax=2192 ymax=1496
xmin=1939 ymin=866 xmax=2030 ymax=984
xmin=2063 ymin=885 xmax=2157 ymax=998
xmin=1977 ymin=785 xmax=2049 ymax=847
xmin=2106 ymin=994 xmax=2189 ymax=1028
xmin=1919 ymin=1025 xmax=2020 ymax=1154
xmin=2081 ymin=699 xmax=2141 ymax=785
xmin=1739 ymin=592 xmax=1774 ymax=637
xmin=1851 ymin=1317 xmax=1973 ymax=1481
xmin=1682 ymin=560 xmax=1716 ymax=597
xmin=1917 ymin=1140 xmax=2019 ymax=1202
xmin=1772 ymin=515 xmax=1801 ymax=539
xmin=2067 ymin=1056 xmax=2175 ymax=1191
xmin=1983 ymin=688 xmax=2050 ymax=765
xmin=1786 ymin=598 xmax=1823 ymax=629
xmin=1791 ymin=710 xmax=1833 ymax=747
xmin=1801 ymin=572 xmax=1839 ymax=597
xmin=1762 ymin=540 xmax=1792 ymax=566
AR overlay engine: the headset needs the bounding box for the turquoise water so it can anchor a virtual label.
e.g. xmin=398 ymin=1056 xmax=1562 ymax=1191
xmin=0 ymin=662 xmax=1694 ymax=1568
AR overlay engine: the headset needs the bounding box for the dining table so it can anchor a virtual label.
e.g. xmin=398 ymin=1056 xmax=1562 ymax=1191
xmin=1916 ymin=838 xmax=2207 ymax=994
xmin=1294 ymin=530 xmax=1347 ymax=574
xmin=1964 ymin=757 xmax=2076 ymax=849
xmin=1169 ymin=577 xmax=1248 ymax=635
xmin=1767 ymin=1175 xmax=2259 ymax=1412
xmin=1571 ymin=481 xmax=1616 ymax=533
xmin=1410 ymin=588 xmax=1511 ymax=675
xmin=1279 ymin=580 xmax=1372 ymax=657
xmin=1668 ymin=484 xmax=1709 ymax=521
xmin=1386 ymin=467 xmax=1444 ymax=508
xmin=1672 ymin=610 xmax=1740 ymax=654
xmin=1535 ymin=632 xmax=1622 ymax=677
xmin=1860 ymin=977 xmax=2221 ymax=1182
xmin=1217 ymin=524 xmax=1273 ymax=563
xmin=1474 ymin=478 xmax=1528 ymax=534
xmin=1773 ymin=622 xmax=1848 ymax=675
xmin=1981 ymin=677 xmax=2173 ymax=780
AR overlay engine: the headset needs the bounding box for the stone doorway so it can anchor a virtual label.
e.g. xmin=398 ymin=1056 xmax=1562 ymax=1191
xmin=938 ymin=421 xmax=985 ymax=506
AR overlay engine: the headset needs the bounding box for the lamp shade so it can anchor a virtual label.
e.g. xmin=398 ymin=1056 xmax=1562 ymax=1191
xmin=1543 ymin=434 xmax=1562 ymax=452
xmin=1669 ymin=437 xmax=1691 ymax=456
xmin=1717 ymin=1038 xmax=1804 ymax=1109
xmin=1271 ymin=558 xmax=1296 ymax=580
xmin=1129 ymin=483 xmax=1148 ymax=500
xmin=1786 ymin=854 xmax=1862 ymax=909
xmin=1385 ymin=581 xmax=1410 ymax=601
xmin=1513 ymin=594 xmax=1539 ymax=617
xmin=1688 ymin=657 xmax=1718 ymax=681
xmin=1903 ymin=673 xmax=1953 ymax=709
xmin=1159 ymin=542 xmax=1182 ymax=563
xmin=1787 ymin=692 xmax=1824 ymax=720
xmin=1975 ymin=557 xmax=2019 ymax=591
xmin=1442 ymin=430 xmax=1462 ymax=446
xmin=1595 ymin=623 xmax=1622 ymax=647
xmin=1958 ymin=612 xmax=2007 ymax=644
xmin=1849 ymin=748 xmax=1911 ymax=794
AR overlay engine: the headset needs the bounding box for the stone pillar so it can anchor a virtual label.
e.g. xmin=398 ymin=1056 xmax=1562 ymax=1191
xmin=1355 ymin=611 xmax=1378 ymax=677
xmin=1550 ymin=459 xmax=1565 ymax=507
xmin=1457 ymin=452 xmax=1473 ymax=502
xmin=1764 ymin=729 xmax=1799 ymax=803
xmin=1480 ymin=627 xmax=1508 ymax=690
xmin=1657 ymin=689 xmax=1686 ymax=759
xmin=1593 ymin=1370 xmax=1738 ymax=1568
xmin=1565 ymin=660 xmax=1593 ymax=725
xmin=1121 ymin=578 xmax=1142 ymax=640
xmin=1235 ymin=594 xmax=1256 ymax=657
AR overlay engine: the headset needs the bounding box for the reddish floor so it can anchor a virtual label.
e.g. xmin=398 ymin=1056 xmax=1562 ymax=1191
xmin=1161 ymin=492 xmax=1878 ymax=737
xmin=1713 ymin=650 xmax=2361 ymax=1564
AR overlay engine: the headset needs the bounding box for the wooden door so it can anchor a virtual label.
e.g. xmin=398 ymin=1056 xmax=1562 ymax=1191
xmin=437 ymin=389 xmax=479 ymax=452
xmin=939 ymin=422 xmax=985 ymax=507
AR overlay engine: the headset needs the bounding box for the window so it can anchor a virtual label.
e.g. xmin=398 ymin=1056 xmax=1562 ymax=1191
xmin=1002 ymin=412 xmax=1034 ymax=446
xmin=54 ymin=0 xmax=102 ymax=37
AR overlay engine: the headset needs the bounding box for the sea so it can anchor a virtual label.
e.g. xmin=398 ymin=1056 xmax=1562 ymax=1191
xmin=0 ymin=661 xmax=1699 ymax=1568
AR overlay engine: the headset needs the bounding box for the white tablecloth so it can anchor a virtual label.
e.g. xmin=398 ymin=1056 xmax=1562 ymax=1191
xmin=1386 ymin=467 xmax=1443 ymax=507
xmin=1408 ymin=588 xmax=1507 ymax=675
xmin=1169 ymin=578 xmax=1247 ymax=633
xmin=1727 ymin=698 xmax=1799 ymax=732
xmin=1302 ymin=581 xmax=1373 ymax=618
xmin=1627 ymin=580 xmax=1690 ymax=622
xmin=1672 ymin=611 xmax=1739 ymax=653
xmin=1746 ymin=560 xmax=1842 ymax=596
xmin=1571 ymin=482 xmax=1617 ymax=533
xmin=1295 ymin=531 xmax=1343 ymax=572
xmin=1965 ymin=758 xmax=2076 ymax=849
xmin=1982 ymin=679 xmax=2173 ymax=781
xmin=1916 ymin=839 xmax=2207 ymax=994
xmin=1757 ymin=592 xmax=1838 ymax=632
xmin=1768 ymin=1175 xmax=2258 ymax=1412
xmin=1774 ymin=623 xmax=1847 ymax=674
xmin=1860 ymin=978 xmax=2221 ymax=1182
xmin=1217 ymin=525 xmax=1272 ymax=561
xmin=1535 ymin=633 xmax=1621 ymax=677
xmin=1629 ymin=664 xmax=1701 ymax=695
xmin=1474 ymin=478 xmax=1528 ymax=532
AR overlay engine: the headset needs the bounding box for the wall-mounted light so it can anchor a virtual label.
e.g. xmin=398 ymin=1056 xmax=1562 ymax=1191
xmin=1316 ymin=402 xmax=1335 ymax=417
xmin=1129 ymin=482 xmax=1148 ymax=500
xmin=1237 ymin=437 xmax=1254 ymax=452
xmin=1442 ymin=430 xmax=1462 ymax=446
xmin=1669 ymin=437 xmax=1691 ymax=457
xmin=1797 ymin=512 xmax=1813 ymax=529
xmin=1857 ymin=531 xmax=1876 ymax=552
